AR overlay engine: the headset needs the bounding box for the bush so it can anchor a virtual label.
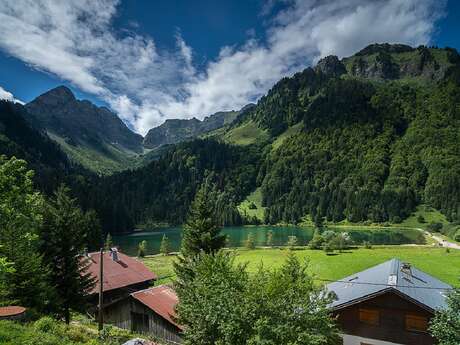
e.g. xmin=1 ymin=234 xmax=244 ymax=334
xmin=363 ymin=241 xmax=372 ymax=249
xmin=427 ymin=222 xmax=443 ymax=232
xmin=454 ymin=230 xmax=460 ymax=242
xmin=308 ymin=231 xmax=324 ymax=249
xmin=323 ymin=241 xmax=334 ymax=254
xmin=417 ymin=215 xmax=426 ymax=223
xmin=286 ymin=235 xmax=298 ymax=249
xmin=34 ymin=316 xmax=61 ymax=333
xmin=245 ymin=232 xmax=255 ymax=249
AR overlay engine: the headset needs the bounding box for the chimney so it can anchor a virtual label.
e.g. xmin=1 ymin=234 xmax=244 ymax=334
xmin=401 ymin=262 xmax=412 ymax=276
xmin=110 ymin=248 xmax=118 ymax=261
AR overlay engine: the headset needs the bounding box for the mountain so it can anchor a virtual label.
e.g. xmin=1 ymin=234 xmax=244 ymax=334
xmin=81 ymin=43 xmax=460 ymax=234
xmin=0 ymin=100 xmax=92 ymax=193
xmin=143 ymin=105 xmax=253 ymax=149
xmin=25 ymin=86 xmax=144 ymax=174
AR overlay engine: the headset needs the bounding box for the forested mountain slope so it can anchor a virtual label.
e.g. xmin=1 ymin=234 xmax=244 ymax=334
xmin=0 ymin=100 xmax=93 ymax=193
xmin=87 ymin=44 xmax=459 ymax=233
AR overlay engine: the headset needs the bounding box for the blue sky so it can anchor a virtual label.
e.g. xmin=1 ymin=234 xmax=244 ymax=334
xmin=0 ymin=0 xmax=458 ymax=133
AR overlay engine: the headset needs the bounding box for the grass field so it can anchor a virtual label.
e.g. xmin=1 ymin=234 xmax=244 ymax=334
xmin=143 ymin=246 xmax=460 ymax=287
xmin=237 ymin=188 xmax=266 ymax=222
xmin=223 ymin=120 xmax=269 ymax=145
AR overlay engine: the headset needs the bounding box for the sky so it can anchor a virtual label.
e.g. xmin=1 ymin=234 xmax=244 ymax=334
xmin=0 ymin=0 xmax=459 ymax=135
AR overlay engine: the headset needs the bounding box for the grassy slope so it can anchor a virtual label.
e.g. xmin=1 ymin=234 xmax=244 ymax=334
xmin=223 ymin=120 xmax=269 ymax=145
xmin=143 ymin=246 xmax=460 ymax=287
xmin=48 ymin=132 xmax=138 ymax=175
xmin=237 ymin=188 xmax=266 ymax=221
xmin=271 ymin=122 xmax=303 ymax=150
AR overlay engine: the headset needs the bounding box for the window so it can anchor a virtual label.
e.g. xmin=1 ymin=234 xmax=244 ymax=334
xmin=359 ymin=308 xmax=379 ymax=326
xmin=405 ymin=314 xmax=428 ymax=333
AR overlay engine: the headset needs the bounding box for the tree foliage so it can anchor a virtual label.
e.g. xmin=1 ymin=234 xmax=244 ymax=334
xmin=39 ymin=185 xmax=95 ymax=323
xmin=430 ymin=289 xmax=460 ymax=345
xmin=175 ymin=252 xmax=340 ymax=345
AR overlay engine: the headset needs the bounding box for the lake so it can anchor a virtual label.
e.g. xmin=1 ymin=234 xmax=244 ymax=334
xmin=113 ymin=226 xmax=314 ymax=256
xmin=113 ymin=225 xmax=424 ymax=256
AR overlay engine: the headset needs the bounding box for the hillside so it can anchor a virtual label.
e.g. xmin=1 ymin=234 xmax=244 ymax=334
xmin=83 ymin=44 xmax=460 ymax=234
xmin=143 ymin=105 xmax=253 ymax=149
xmin=25 ymin=86 xmax=144 ymax=174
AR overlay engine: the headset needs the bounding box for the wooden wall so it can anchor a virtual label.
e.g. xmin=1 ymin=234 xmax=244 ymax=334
xmin=333 ymin=291 xmax=435 ymax=345
xmin=104 ymin=297 xmax=182 ymax=344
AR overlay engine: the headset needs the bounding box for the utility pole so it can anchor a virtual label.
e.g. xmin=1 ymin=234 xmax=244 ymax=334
xmin=98 ymin=248 xmax=104 ymax=332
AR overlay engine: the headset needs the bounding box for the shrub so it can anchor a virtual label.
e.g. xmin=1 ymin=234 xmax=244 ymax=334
xmin=363 ymin=241 xmax=373 ymax=249
xmin=417 ymin=215 xmax=426 ymax=223
xmin=245 ymin=232 xmax=255 ymax=249
xmin=323 ymin=241 xmax=334 ymax=254
xmin=427 ymin=222 xmax=443 ymax=232
xmin=286 ymin=235 xmax=298 ymax=249
xmin=308 ymin=231 xmax=324 ymax=249
xmin=137 ymin=240 xmax=147 ymax=257
xmin=34 ymin=316 xmax=60 ymax=333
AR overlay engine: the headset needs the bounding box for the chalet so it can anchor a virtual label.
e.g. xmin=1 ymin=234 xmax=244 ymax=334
xmin=327 ymin=258 xmax=452 ymax=345
xmin=83 ymin=249 xmax=157 ymax=306
xmin=104 ymin=285 xmax=183 ymax=344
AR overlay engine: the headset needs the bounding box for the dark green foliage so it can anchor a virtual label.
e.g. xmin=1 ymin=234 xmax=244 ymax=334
xmin=180 ymin=181 xmax=226 ymax=257
xmin=417 ymin=215 xmax=426 ymax=223
xmin=39 ymin=185 xmax=95 ymax=323
xmin=427 ymin=222 xmax=443 ymax=232
xmin=175 ymin=252 xmax=340 ymax=345
xmin=309 ymin=230 xmax=325 ymax=249
xmin=85 ymin=139 xmax=261 ymax=233
xmin=0 ymin=156 xmax=53 ymax=311
xmin=429 ymin=289 xmax=460 ymax=345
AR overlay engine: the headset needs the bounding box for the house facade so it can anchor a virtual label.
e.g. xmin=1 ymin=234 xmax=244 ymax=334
xmin=104 ymin=285 xmax=183 ymax=344
xmin=327 ymin=259 xmax=452 ymax=345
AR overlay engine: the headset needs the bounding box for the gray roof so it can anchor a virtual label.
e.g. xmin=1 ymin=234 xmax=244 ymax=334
xmin=327 ymin=258 xmax=452 ymax=312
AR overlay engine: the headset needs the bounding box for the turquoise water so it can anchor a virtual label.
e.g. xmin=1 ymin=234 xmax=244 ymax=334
xmin=112 ymin=225 xmax=423 ymax=256
xmin=113 ymin=226 xmax=314 ymax=256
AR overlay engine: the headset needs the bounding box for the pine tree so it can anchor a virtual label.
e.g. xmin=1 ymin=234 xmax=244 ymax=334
xmin=180 ymin=182 xmax=225 ymax=257
xmin=39 ymin=185 xmax=95 ymax=324
xmin=104 ymin=233 xmax=113 ymax=251
xmin=160 ymin=235 xmax=170 ymax=256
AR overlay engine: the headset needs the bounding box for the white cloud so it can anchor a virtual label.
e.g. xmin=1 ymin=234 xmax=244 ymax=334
xmin=0 ymin=86 xmax=24 ymax=104
xmin=0 ymin=0 xmax=445 ymax=134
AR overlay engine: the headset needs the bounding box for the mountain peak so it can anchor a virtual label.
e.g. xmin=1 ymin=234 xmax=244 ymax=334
xmin=40 ymin=85 xmax=76 ymax=102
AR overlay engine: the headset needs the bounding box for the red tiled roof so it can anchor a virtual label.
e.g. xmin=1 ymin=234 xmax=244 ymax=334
xmin=0 ymin=306 xmax=26 ymax=317
xmin=131 ymin=285 xmax=182 ymax=330
xmin=83 ymin=251 xmax=157 ymax=295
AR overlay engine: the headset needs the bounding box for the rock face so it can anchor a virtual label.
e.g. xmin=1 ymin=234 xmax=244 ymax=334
xmin=315 ymin=55 xmax=347 ymax=77
xmin=26 ymin=86 xmax=143 ymax=153
xmin=143 ymin=105 xmax=252 ymax=149
xmin=343 ymin=44 xmax=453 ymax=81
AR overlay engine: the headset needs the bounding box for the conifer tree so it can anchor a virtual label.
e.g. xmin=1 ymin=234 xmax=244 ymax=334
xmin=180 ymin=182 xmax=225 ymax=257
xmin=104 ymin=233 xmax=113 ymax=251
xmin=39 ymin=185 xmax=95 ymax=324
xmin=160 ymin=235 xmax=170 ymax=256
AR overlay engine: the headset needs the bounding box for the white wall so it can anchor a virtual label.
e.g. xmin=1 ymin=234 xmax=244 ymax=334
xmin=341 ymin=333 xmax=404 ymax=345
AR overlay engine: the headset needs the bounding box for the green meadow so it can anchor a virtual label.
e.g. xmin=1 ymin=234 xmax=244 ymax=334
xmin=143 ymin=246 xmax=460 ymax=287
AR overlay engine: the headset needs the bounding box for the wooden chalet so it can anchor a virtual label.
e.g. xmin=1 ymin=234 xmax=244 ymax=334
xmin=327 ymin=258 xmax=452 ymax=345
xmin=83 ymin=249 xmax=157 ymax=306
xmin=104 ymin=285 xmax=183 ymax=344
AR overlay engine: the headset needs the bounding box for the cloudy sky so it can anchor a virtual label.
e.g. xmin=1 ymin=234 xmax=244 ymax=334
xmin=0 ymin=0 xmax=458 ymax=134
